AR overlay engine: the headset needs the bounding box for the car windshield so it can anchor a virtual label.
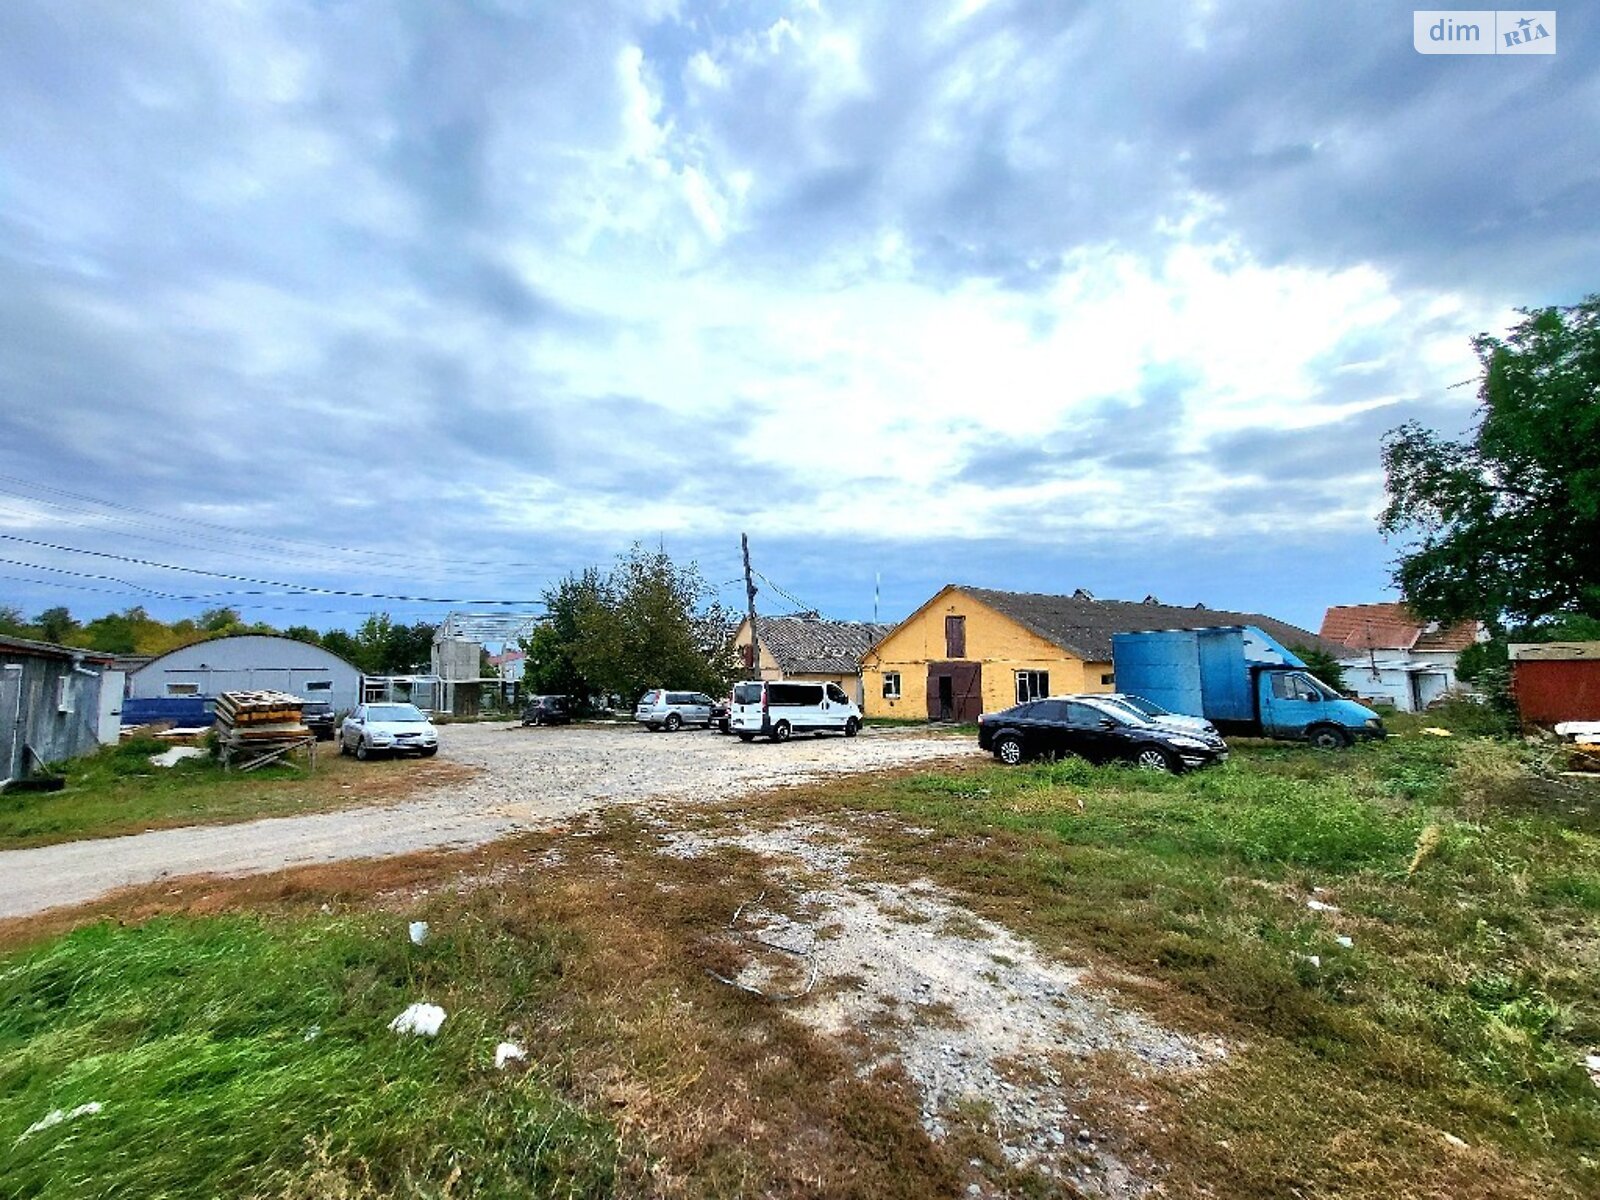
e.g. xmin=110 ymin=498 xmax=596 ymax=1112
xmin=367 ymin=704 xmax=426 ymax=722
xmin=1117 ymin=695 xmax=1169 ymax=718
xmin=1088 ymin=700 xmax=1149 ymax=725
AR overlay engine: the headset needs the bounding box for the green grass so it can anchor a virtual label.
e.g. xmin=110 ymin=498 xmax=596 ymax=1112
xmin=0 ymin=738 xmax=437 ymax=850
xmin=797 ymin=732 xmax=1600 ymax=1195
xmin=0 ymin=913 xmax=618 ymax=1199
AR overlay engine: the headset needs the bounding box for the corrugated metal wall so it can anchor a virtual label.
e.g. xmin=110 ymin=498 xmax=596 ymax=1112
xmin=1513 ymin=660 xmax=1600 ymax=724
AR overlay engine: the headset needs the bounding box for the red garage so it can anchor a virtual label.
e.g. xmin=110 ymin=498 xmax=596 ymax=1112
xmin=1510 ymin=642 xmax=1600 ymax=725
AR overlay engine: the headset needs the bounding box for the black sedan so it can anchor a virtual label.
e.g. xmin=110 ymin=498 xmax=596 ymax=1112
xmin=977 ymin=696 xmax=1228 ymax=773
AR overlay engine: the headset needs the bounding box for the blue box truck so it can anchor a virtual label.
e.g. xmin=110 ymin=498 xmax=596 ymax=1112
xmin=1111 ymin=626 xmax=1384 ymax=749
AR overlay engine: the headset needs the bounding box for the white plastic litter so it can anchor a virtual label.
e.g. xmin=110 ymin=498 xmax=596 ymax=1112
xmin=19 ymin=1102 xmax=102 ymax=1141
xmin=389 ymin=1003 xmax=447 ymax=1037
xmin=1301 ymin=954 xmax=1322 ymax=968
xmin=408 ymin=921 xmax=429 ymax=946
xmin=1586 ymin=1054 xmax=1600 ymax=1087
xmin=1306 ymin=898 xmax=1339 ymax=913
xmin=1555 ymin=722 xmax=1600 ymax=741
xmin=303 ymin=1025 xmax=321 ymax=1042
xmin=1336 ymin=935 xmax=1354 ymax=949
xmin=148 ymin=746 xmax=206 ymax=768
xmin=494 ymin=1041 xmax=527 ymax=1069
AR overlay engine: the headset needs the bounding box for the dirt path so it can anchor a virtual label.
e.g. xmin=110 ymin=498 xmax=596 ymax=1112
xmin=657 ymin=814 xmax=1224 ymax=1197
xmin=0 ymin=723 xmax=973 ymax=920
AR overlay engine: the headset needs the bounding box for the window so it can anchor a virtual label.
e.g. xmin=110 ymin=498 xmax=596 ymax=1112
xmin=1015 ymin=670 xmax=1049 ymax=704
xmin=1270 ymin=673 xmax=1322 ymax=701
xmin=882 ymin=672 xmax=902 ymax=700
xmin=1030 ymin=700 xmax=1069 ymax=721
xmin=945 ymin=614 xmax=966 ymax=658
xmin=1064 ymin=701 xmax=1105 ymax=726
xmin=733 ymin=682 xmax=763 ymax=705
xmin=1101 ymin=673 xmax=1115 ymax=686
xmin=166 ymin=682 xmax=201 ymax=696
xmin=769 ymin=683 xmax=823 ymax=706
xmin=305 ymin=680 xmax=333 ymax=692
xmin=826 ymin=683 xmax=849 ymax=705
xmin=56 ymin=676 xmax=75 ymax=713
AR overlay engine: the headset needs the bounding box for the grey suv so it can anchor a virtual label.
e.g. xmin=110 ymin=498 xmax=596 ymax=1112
xmin=635 ymin=689 xmax=715 ymax=731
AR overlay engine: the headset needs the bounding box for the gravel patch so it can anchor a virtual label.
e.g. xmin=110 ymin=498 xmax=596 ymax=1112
xmin=0 ymin=723 xmax=974 ymax=920
xmin=669 ymin=819 xmax=1225 ymax=1197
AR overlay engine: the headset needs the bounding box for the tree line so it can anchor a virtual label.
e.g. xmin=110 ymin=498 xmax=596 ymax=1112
xmin=0 ymin=603 xmax=437 ymax=676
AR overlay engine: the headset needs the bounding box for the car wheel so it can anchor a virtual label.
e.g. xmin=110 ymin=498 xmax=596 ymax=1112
xmin=995 ymin=734 xmax=1024 ymax=766
xmin=738 ymin=732 xmax=755 ymax=743
xmin=1308 ymin=724 xmax=1351 ymax=751
xmin=772 ymin=720 xmax=792 ymax=743
xmin=420 ymin=746 xmax=438 ymax=757
xmin=1135 ymin=745 xmax=1179 ymax=772
xmin=844 ymin=717 xmax=860 ymax=738
xmin=665 ymin=713 xmax=682 ymax=732
xmin=355 ymin=739 xmax=370 ymax=761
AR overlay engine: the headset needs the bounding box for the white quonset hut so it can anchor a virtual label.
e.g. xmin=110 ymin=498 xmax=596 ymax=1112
xmin=126 ymin=635 xmax=363 ymax=712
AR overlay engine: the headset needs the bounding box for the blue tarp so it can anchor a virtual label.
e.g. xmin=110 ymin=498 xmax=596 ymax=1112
xmin=122 ymin=697 xmax=216 ymax=727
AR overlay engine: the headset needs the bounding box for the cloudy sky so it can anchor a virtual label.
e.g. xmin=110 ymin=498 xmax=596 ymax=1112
xmin=0 ymin=1 xmax=1595 ymax=635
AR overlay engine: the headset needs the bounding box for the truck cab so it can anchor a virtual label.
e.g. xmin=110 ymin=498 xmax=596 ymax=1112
xmin=1255 ymin=665 xmax=1384 ymax=748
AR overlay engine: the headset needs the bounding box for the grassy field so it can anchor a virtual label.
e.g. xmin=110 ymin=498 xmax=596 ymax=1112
xmin=2 ymin=718 xmax=1596 ymax=1198
xmin=747 ymin=720 xmax=1600 ymax=1197
xmin=0 ymin=737 xmax=467 ymax=850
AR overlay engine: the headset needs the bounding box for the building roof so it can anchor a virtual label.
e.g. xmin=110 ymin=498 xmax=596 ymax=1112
xmin=0 ymin=634 xmax=115 ymax=664
xmin=1320 ymin=602 xmax=1480 ymax=653
xmin=752 ymin=616 xmax=895 ymax=674
xmin=956 ymin=587 xmax=1345 ymax=662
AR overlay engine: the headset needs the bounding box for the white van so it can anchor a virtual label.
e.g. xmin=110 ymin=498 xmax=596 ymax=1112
xmin=729 ymin=680 xmax=862 ymax=742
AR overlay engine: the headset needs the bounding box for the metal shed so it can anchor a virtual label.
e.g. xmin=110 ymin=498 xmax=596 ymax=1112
xmin=1 ymin=635 xmax=121 ymax=785
xmin=1511 ymin=642 xmax=1600 ymax=725
xmin=126 ymin=635 xmax=363 ymax=714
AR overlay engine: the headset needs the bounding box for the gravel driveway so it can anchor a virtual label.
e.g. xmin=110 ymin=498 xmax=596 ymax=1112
xmin=0 ymin=723 xmax=974 ymax=920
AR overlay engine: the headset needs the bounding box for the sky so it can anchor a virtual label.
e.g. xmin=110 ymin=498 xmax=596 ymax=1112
xmin=0 ymin=1 xmax=1596 ymax=636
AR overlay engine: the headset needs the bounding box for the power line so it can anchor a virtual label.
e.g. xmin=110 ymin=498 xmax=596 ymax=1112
xmin=0 ymin=575 xmax=402 ymax=619
xmin=0 ymin=475 xmax=544 ymax=571
xmin=0 ymin=535 xmax=546 ymax=605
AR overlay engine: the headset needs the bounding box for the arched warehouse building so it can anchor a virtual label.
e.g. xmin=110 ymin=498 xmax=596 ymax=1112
xmin=126 ymin=635 xmax=363 ymax=712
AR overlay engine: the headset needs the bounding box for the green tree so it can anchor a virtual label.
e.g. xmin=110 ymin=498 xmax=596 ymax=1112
xmin=320 ymin=629 xmax=363 ymax=668
xmin=572 ymin=546 xmax=735 ymax=703
xmin=199 ymin=607 xmax=243 ymax=632
xmin=34 ymin=606 xmax=78 ymax=644
xmin=282 ymin=625 xmax=323 ymax=645
xmin=1380 ymin=296 xmax=1600 ymax=627
xmin=523 ymin=569 xmax=606 ymax=708
xmin=1290 ymin=644 xmax=1347 ymax=694
xmin=0 ymin=605 xmax=32 ymax=637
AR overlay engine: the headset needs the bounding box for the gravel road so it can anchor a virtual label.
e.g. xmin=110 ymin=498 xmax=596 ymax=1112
xmin=0 ymin=722 xmax=974 ymax=920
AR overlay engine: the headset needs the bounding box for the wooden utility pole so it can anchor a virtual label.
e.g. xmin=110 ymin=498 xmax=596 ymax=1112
xmin=741 ymin=532 xmax=760 ymax=674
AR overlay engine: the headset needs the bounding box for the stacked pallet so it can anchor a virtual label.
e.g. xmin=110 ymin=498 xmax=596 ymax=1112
xmin=215 ymin=691 xmax=310 ymax=742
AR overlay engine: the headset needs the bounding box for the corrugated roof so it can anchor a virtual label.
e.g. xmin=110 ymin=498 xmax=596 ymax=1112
xmin=958 ymin=587 xmax=1344 ymax=661
xmin=755 ymin=616 xmax=895 ymax=674
xmin=0 ymin=634 xmax=115 ymax=663
xmin=1320 ymin=603 xmax=1480 ymax=653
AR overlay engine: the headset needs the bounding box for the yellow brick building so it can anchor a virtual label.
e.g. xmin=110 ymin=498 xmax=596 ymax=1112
xmin=861 ymin=586 xmax=1333 ymax=722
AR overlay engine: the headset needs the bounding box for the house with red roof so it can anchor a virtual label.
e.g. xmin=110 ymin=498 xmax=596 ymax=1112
xmin=1318 ymin=602 xmax=1483 ymax=712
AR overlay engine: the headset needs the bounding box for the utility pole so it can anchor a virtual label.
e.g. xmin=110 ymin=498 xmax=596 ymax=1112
xmin=741 ymin=532 xmax=760 ymax=675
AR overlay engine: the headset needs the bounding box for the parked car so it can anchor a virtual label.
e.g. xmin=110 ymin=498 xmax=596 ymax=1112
xmin=635 ymin=689 xmax=717 ymax=731
xmin=301 ymin=700 xmax=337 ymax=741
xmin=338 ymin=703 xmax=439 ymax=760
xmin=977 ymin=695 xmax=1227 ymax=773
xmin=711 ymin=694 xmax=732 ymax=734
xmin=521 ymin=695 xmax=572 ymax=726
xmin=729 ymin=680 xmax=862 ymax=742
xmin=1097 ymin=692 xmax=1219 ymax=737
